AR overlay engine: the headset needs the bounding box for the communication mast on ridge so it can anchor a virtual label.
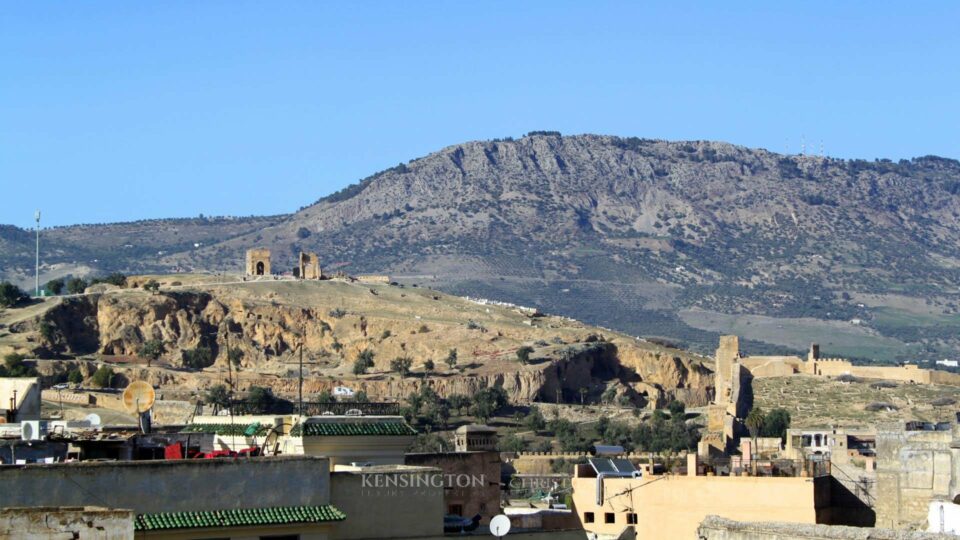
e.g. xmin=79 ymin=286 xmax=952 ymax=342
xmin=801 ymin=135 xmax=806 ymax=156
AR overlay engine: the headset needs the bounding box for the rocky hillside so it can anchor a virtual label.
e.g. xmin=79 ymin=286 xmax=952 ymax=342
xmin=6 ymin=276 xmax=712 ymax=408
xmin=4 ymin=133 xmax=960 ymax=360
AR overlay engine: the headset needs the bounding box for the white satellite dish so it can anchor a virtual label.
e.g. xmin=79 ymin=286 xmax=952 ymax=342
xmin=490 ymin=515 xmax=511 ymax=537
xmin=85 ymin=413 xmax=101 ymax=427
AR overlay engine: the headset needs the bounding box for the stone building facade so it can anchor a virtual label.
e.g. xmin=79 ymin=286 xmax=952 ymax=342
xmin=245 ymin=248 xmax=271 ymax=276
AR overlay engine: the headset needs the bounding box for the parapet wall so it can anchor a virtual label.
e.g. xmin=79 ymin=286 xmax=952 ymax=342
xmin=697 ymin=515 xmax=953 ymax=540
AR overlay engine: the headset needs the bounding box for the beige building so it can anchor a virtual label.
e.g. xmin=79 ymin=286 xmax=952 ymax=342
xmin=570 ymin=455 xmax=833 ymax=540
xmin=724 ymin=336 xmax=960 ymax=385
xmin=876 ymin=419 xmax=960 ymax=529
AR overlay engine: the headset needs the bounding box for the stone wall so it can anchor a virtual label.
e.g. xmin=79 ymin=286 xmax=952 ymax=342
xmin=875 ymin=422 xmax=960 ymax=529
xmin=697 ymin=515 xmax=955 ymax=540
xmin=0 ymin=506 xmax=133 ymax=540
xmin=405 ymin=450 xmax=502 ymax=523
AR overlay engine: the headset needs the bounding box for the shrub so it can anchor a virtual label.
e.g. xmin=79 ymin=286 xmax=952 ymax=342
xmin=353 ymin=349 xmax=375 ymax=375
xmin=182 ymin=346 xmax=214 ymax=370
xmin=328 ymin=308 xmax=347 ymax=319
xmin=423 ymin=359 xmax=435 ymax=373
xmin=1 ymin=354 xmax=37 ymax=377
xmin=91 ymin=366 xmax=114 ymax=388
xmin=516 ymin=346 xmax=534 ymax=365
xmin=67 ymin=369 xmax=84 ymax=384
xmin=45 ymin=278 xmax=65 ymax=295
xmin=143 ymin=280 xmax=160 ymax=293
xmin=380 ymin=330 xmax=391 ymax=340
xmin=390 ymin=356 xmax=413 ymax=377
xmin=66 ymin=277 xmax=88 ymax=295
xmin=246 ymin=386 xmax=275 ymax=413
xmin=418 ymin=324 xmax=430 ymax=333
xmin=296 ymin=227 xmax=312 ymax=239
xmin=445 ymin=349 xmax=458 ymax=368
xmin=0 ymin=282 xmax=26 ymax=307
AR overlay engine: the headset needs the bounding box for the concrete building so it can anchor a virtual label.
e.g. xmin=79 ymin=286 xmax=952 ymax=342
xmin=876 ymin=419 xmax=960 ymax=529
xmin=406 ymin=425 xmax=503 ymax=523
xmin=0 ymin=454 xmax=449 ymax=540
xmin=0 ymin=377 xmax=41 ymax=423
xmin=784 ymin=427 xmax=876 ymax=465
xmin=571 ymin=455 xmax=834 ymax=540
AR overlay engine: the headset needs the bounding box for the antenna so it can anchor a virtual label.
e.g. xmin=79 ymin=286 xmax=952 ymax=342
xmin=490 ymin=515 xmax=511 ymax=538
xmin=122 ymin=380 xmax=156 ymax=433
xmin=801 ymin=135 xmax=806 ymax=157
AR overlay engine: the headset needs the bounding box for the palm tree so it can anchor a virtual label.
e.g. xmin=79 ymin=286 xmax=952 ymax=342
xmin=744 ymin=408 xmax=766 ymax=463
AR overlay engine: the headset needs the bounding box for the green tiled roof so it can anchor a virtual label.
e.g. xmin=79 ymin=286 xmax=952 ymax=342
xmin=134 ymin=505 xmax=345 ymax=531
xmin=291 ymin=420 xmax=418 ymax=437
xmin=181 ymin=423 xmax=270 ymax=436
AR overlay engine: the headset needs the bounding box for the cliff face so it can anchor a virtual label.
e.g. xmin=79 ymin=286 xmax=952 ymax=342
xmin=30 ymin=280 xmax=713 ymax=407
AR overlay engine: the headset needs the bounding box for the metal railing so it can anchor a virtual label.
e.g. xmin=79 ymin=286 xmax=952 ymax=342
xmin=698 ymin=457 xmax=831 ymax=478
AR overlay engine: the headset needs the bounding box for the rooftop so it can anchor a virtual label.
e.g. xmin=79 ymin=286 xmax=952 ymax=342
xmin=293 ymin=419 xmax=417 ymax=437
xmin=134 ymin=505 xmax=345 ymax=531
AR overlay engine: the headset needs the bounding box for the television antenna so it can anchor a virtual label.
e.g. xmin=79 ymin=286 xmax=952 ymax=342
xmin=122 ymin=380 xmax=156 ymax=433
xmin=489 ymin=515 xmax=511 ymax=538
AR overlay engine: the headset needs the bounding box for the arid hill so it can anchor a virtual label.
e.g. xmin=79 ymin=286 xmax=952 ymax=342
xmin=4 ymin=133 xmax=960 ymax=361
xmin=2 ymin=275 xmax=713 ymax=408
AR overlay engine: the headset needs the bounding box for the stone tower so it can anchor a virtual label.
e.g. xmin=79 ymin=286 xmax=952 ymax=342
xmin=298 ymin=252 xmax=322 ymax=280
xmin=245 ymin=249 xmax=271 ymax=276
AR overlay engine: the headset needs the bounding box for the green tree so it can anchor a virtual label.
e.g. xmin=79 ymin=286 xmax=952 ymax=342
xmin=316 ymin=389 xmax=335 ymax=402
xmin=45 ymin=278 xmax=65 ymax=295
xmin=67 ymin=369 xmax=84 ymax=384
xmin=498 ymin=434 xmax=527 ymax=453
xmin=423 ymin=359 xmax=435 ymax=374
xmin=524 ymin=405 xmax=546 ymax=432
xmin=353 ymin=349 xmax=375 ymax=375
xmin=138 ymin=339 xmax=163 ymax=368
xmin=445 ymin=348 xmax=458 ymax=369
xmin=516 ymin=346 xmax=534 ymax=365
xmin=745 ymin=407 xmax=766 ymax=455
xmin=228 ymin=347 xmax=243 ymax=367
xmin=247 ymin=386 xmax=275 ymax=413
xmin=471 ymin=387 xmax=508 ymax=424
xmin=390 ymin=356 xmax=413 ymax=377
xmin=667 ymin=400 xmax=686 ymax=418
xmin=351 ymin=390 xmax=370 ymax=403
xmin=66 ymin=277 xmax=88 ymax=295
xmin=447 ymin=394 xmax=470 ymax=415
xmin=760 ymin=408 xmax=791 ymax=441
xmin=2 ymin=354 xmax=37 ymax=377
xmin=143 ymin=279 xmax=160 ymax=293
xmin=601 ymin=386 xmax=617 ymax=405
xmin=0 ymin=282 xmax=26 ymax=307
xmin=182 ymin=346 xmax=213 ymax=370
xmin=205 ymin=384 xmax=231 ymax=409
xmin=91 ymin=366 xmax=115 ymax=388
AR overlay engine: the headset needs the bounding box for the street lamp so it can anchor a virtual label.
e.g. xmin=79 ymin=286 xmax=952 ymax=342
xmin=34 ymin=210 xmax=41 ymax=297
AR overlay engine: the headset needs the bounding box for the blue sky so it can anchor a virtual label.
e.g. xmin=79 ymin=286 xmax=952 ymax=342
xmin=2 ymin=2 xmax=958 ymax=228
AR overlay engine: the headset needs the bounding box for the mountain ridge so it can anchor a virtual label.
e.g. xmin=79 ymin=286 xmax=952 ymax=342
xmin=4 ymin=133 xmax=960 ymax=361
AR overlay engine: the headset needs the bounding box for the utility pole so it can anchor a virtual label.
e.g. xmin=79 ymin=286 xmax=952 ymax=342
xmin=34 ymin=210 xmax=41 ymax=297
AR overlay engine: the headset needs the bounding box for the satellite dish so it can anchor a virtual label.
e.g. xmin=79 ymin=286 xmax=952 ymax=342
xmin=85 ymin=413 xmax=101 ymax=427
xmin=122 ymin=381 xmax=156 ymax=414
xmin=490 ymin=515 xmax=511 ymax=537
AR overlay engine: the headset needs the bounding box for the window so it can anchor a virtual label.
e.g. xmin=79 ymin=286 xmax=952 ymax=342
xmin=605 ymin=513 xmax=615 ymax=524
xmin=627 ymin=513 xmax=638 ymax=525
xmin=584 ymin=512 xmax=595 ymax=523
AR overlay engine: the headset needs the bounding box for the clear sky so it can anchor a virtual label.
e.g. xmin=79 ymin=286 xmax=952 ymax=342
xmin=2 ymin=2 xmax=958 ymax=229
